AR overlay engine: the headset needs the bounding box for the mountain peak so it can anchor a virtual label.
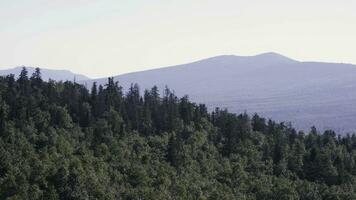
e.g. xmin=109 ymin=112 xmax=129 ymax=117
xmin=255 ymin=52 xmax=285 ymax=57
xmin=193 ymin=52 xmax=298 ymax=67
xmin=253 ymin=52 xmax=298 ymax=63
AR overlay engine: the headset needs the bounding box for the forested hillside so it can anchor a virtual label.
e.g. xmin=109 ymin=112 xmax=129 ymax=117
xmin=1 ymin=67 xmax=356 ymax=199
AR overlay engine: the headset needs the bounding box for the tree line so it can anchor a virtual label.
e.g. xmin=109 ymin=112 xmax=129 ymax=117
xmin=1 ymin=67 xmax=356 ymax=199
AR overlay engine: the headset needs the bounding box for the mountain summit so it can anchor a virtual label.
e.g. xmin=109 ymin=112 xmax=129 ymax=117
xmin=181 ymin=52 xmax=297 ymax=70
xmin=252 ymin=52 xmax=298 ymax=63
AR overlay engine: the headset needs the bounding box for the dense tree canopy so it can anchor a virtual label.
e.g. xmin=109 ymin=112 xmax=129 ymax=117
xmin=1 ymin=67 xmax=356 ymax=199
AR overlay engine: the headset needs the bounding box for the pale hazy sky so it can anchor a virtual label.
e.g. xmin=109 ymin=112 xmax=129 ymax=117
xmin=0 ymin=0 xmax=355 ymax=78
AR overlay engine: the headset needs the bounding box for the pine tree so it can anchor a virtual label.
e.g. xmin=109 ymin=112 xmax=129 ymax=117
xmin=30 ymin=67 xmax=42 ymax=87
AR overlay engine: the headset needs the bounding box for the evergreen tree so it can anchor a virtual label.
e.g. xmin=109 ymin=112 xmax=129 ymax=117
xmin=30 ymin=67 xmax=43 ymax=87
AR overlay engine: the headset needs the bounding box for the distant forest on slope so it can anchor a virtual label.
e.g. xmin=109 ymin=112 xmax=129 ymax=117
xmin=1 ymin=67 xmax=356 ymax=199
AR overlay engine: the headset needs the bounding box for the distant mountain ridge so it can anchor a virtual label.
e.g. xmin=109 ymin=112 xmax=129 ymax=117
xmin=2 ymin=53 xmax=356 ymax=133
xmin=83 ymin=52 xmax=356 ymax=133
xmin=0 ymin=66 xmax=89 ymax=82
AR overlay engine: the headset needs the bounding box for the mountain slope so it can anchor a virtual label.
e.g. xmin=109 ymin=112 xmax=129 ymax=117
xmin=86 ymin=53 xmax=356 ymax=133
xmin=0 ymin=66 xmax=89 ymax=81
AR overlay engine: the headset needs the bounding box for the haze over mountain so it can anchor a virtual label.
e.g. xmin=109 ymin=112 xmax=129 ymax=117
xmin=0 ymin=66 xmax=89 ymax=82
xmin=83 ymin=52 xmax=356 ymax=133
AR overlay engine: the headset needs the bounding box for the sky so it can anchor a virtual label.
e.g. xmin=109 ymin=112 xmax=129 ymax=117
xmin=0 ymin=0 xmax=355 ymax=78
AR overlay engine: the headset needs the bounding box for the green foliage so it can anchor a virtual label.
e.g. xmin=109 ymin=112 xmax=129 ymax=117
xmin=0 ymin=68 xmax=356 ymax=199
